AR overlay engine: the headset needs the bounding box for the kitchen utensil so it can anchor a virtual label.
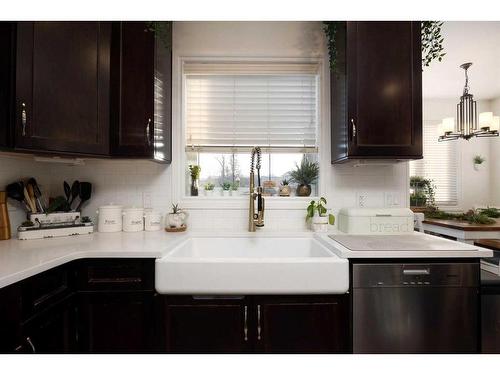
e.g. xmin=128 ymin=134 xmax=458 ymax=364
xmin=63 ymin=181 xmax=71 ymax=203
xmin=0 ymin=191 xmax=11 ymax=240
xmin=69 ymin=180 xmax=80 ymax=209
xmin=47 ymin=196 xmax=71 ymax=213
xmin=23 ymin=184 xmax=36 ymax=213
xmin=26 ymin=183 xmax=37 ymax=213
xmin=28 ymin=177 xmax=45 ymax=213
xmin=123 ymin=207 xmax=144 ymax=232
xmin=97 ymin=204 xmax=123 ymax=232
xmin=6 ymin=182 xmax=30 ymax=212
xmin=144 ymin=211 xmax=162 ymax=231
xmin=75 ymin=182 xmax=92 ymax=212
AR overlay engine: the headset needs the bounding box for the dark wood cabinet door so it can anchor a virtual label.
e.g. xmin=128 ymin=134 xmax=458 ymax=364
xmin=78 ymin=292 xmax=155 ymax=353
xmin=163 ymin=296 xmax=250 ymax=353
xmin=254 ymin=295 xmax=349 ymax=353
xmin=15 ymin=22 xmax=110 ymax=155
xmin=0 ymin=22 xmax=15 ymax=149
xmin=0 ymin=284 xmax=22 ymax=353
xmin=21 ymin=296 xmax=77 ymax=354
xmin=111 ymin=21 xmax=172 ymax=162
xmin=332 ymin=21 xmax=422 ymax=163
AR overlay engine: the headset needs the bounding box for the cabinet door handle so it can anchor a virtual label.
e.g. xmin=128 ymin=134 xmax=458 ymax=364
xmin=257 ymin=304 xmax=262 ymax=341
xmin=243 ymin=305 xmax=248 ymax=341
xmin=351 ymin=118 xmax=357 ymax=140
xmin=145 ymin=118 xmax=152 ymax=146
xmin=21 ymin=102 xmax=27 ymax=136
xmin=26 ymin=336 xmax=36 ymax=353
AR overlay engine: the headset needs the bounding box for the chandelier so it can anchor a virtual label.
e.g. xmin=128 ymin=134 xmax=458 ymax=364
xmin=438 ymin=62 xmax=499 ymax=141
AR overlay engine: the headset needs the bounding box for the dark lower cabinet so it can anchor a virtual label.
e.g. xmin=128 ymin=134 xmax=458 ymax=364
xmin=255 ymin=295 xmax=349 ymax=353
xmin=78 ymin=292 xmax=155 ymax=353
xmin=19 ymin=296 xmax=77 ymax=353
xmin=162 ymin=295 xmax=349 ymax=354
xmin=163 ymin=296 xmax=249 ymax=353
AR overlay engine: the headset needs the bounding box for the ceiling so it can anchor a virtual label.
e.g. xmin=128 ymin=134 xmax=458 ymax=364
xmin=423 ymin=21 xmax=500 ymax=100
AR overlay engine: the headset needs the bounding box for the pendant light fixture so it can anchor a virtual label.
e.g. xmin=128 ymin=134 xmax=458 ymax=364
xmin=438 ymin=62 xmax=499 ymax=141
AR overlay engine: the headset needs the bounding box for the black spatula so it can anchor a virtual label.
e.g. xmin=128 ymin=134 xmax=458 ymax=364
xmin=75 ymin=182 xmax=92 ymax=212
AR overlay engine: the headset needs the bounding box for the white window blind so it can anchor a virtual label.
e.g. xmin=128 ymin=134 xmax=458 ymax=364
xmin=409 ymin=121 xmax=458 ymax=205
xmin=184 ymin=63 xmax=319 ymax=153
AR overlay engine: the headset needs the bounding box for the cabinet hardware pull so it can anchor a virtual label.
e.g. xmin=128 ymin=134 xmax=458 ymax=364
xmin=257 ymin=304 xmax=261 ymax=340
xmin=351 ymin=118 xmax=357 ymax=139
xmin=21 ymin=102 xmax=27 ymax=136
xmin=26 ymin=337 xmax=36 ymax=353
xmin=244 ymin=305 xmax=248 ymax=341
xmin=146 ymin=118 xmax=152 ymax=146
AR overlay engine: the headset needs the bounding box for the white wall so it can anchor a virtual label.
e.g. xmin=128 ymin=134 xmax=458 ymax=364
xmin=490 ymin=97 xmax=500 ymax=206
xmin=1 ymin=22 xmax=410 ymax=234
xmin=423 ymin=98 xmax=498 ymax=210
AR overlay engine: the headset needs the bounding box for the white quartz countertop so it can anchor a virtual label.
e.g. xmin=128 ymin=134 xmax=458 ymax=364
xmin=316 ymin=232 xmax=494 ymax=259
xmin=0 ymin=229 xmax=492 ymax=290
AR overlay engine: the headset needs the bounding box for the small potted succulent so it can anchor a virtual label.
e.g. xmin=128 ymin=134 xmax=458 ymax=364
xmin=204 ymin=182 xmax=215 ymax=197
xmin=221 ymin=181 xmax=231 ymax=197
xmin=188 ymin=165 xmax=201 ymax=196
xmin=306 ymin=197 xmax=335 ymax=232
xmin=279 ymin=179 xmax=291 ymax=197
xmin=289 ymin=157 xmax=319 ymax=197
xmin=165 ymin=203 xmax=188 ymax=232
xmin=473 ymin=155 xmax=486 ymax=171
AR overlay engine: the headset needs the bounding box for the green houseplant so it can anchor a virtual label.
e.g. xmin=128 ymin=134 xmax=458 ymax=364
xmin=306 ymin=197 xmax=335 ymax=232
xmin=189 ymin=165 xmax=201 ymax=196
xmin=410 ymin=176 xmax=436 ymax=208
xmin=279 ymin=179 xmax=291 ymax=197
xmin=204 ymin=182 xmax=215 ymax=197
xmin=221 ymin=181 xmax=231 ymax=197
xmin=288 ymin=157 xmax=319 ymax=197
xmin=473 ymin=155 xmax=486 ymax=171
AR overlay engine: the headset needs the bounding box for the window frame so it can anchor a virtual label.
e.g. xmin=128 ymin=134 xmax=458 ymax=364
xmin=171 ymin=56 xmax=329 ymax=211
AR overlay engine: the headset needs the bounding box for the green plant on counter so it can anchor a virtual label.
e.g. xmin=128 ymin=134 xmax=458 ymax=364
xmin=473 ymin=155 xmax=486 ymax=165
xmin=424 ymin=207 xmax=495 ymax=225
xmin=221 ymin=182 xmax=231 ymax=191
xmin=204 ymin=182 xmax=215 ymax=191
xmin=480 ymin=207 xmax=500 ymax=218
xmin=306 ymin=197 xmax=335 ymax=225
xmin=231 ymin=181 xmax=239 ymax=191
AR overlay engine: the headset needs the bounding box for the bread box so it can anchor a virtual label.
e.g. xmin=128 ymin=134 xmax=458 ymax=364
xmin=338 ymin=208 xmax=414 ymax=235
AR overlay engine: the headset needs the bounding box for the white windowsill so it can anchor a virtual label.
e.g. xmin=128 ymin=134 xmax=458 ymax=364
xmin=180 ymin=196 xmax=317 ymax=210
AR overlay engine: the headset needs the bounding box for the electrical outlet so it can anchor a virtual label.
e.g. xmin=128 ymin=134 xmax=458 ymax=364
xmin=142 ymin=191 xmax=152 ymax=209
xmin=357 ymin=193 xmax=366 ymax=208
xmin=385 ymin=192 xmax=401 ymax=207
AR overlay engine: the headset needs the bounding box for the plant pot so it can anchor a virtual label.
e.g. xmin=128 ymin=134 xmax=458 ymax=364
xmin=165 ymin=211 xmax=188 ymax=229
xmin=311 ymin=214 xmax=329 ymax=233
xmin=474 ymin=163 xmax=484 ymax=171
xmin=279 ymin=185 xmax=291 ymax=197
xmin=190 ymin=179 xmax=199 ymax=196
xmin=296 ymin=184 xmax=312 ymax=197
xmin=221 ymin=190 xmax=230 ymax=197
xmin=231 ymin=189 xmax=239 ymax=196
xmin=204 ymin=189 xmax=214 ymax=197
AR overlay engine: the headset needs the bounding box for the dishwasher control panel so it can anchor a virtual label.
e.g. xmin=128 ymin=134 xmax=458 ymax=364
xmin=352 ymin=263 xmax=479 ymax=288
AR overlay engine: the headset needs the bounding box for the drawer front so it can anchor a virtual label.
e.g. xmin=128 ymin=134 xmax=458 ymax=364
xmin=21 ymin=265 xmax=73 ymax=319
xmin=76 ymin=259 xmax=154 ymax=291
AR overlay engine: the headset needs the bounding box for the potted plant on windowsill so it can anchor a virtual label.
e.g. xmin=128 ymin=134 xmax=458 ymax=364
xmin=204 ymin=182 xmax=215 ymax=197
xmin=306 ymin=197 xmax=335 ymax=232
xmin=189 ymin=165 xmax=201 ymax=196
xmin=221 ymin=182 xmax=231 ymax=197
xmin=288 ymin=157 xmax=319 ymax=197
xmin=473 ymin=155 xmax=485 ymax=171
xmin=279 ymin=179 xmax=291 ymax=197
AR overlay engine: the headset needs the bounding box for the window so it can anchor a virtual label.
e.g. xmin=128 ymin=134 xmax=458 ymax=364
xmin=183 ymin=62 xmax=320 ymax=197
xmin=409 ymin=121 xmax=458 ymax=205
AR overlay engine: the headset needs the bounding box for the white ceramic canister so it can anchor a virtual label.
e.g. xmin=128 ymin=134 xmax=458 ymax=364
xmin=122 ymin=207 xmax=144 ymax=232
xmin=144 ymin=211 xmax=162 ymax=231
xmin=97 ymin=204 xmax=123 ymax=232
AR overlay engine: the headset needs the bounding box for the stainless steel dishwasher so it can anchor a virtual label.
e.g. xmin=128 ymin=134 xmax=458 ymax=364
xmin=352 ymin=262 xmax=479 ymax=353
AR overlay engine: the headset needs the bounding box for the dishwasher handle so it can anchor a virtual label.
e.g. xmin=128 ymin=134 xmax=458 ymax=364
xmin=403 ymin=268 xmax=430 ymax=276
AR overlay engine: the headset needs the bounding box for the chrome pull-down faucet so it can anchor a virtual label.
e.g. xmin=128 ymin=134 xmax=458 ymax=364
xmin=249 ymin=147 xmax=265 ymax=232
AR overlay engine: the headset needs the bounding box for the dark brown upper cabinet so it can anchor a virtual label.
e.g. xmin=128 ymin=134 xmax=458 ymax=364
xmin=0 ymin=22 xmax=15 ymax=149
xmin=331 ymin=21 xmax=423 ymax=163
xmin=15 ymin=22 xmax=111 ymax=156
xmin=110 ymin=22 xmax=172 ymax=163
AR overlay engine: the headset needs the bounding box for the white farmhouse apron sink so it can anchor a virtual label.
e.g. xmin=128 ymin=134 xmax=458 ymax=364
xmin=155 ymin=236 xmax=349 ymax=294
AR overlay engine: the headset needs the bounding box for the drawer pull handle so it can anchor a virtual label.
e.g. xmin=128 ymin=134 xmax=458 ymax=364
xmin=257 ymin=304 xmax=262 ymax=341
xmin=351 ymin=118 xmax=357 ymax=139
xmin=87 ymin=277 xmax=142 ymax=284
xmin=244 ymin=305 xmax=248 ymax=341
xmin=403 ymin=269 xmax=430 ymax=276
xmin=26 ymin=337 xmax=36 ymax=353
xmin=21 ymin=102 xmax=27 ymax=136
xmin=146 ymin=118 xmax=152 ymax=146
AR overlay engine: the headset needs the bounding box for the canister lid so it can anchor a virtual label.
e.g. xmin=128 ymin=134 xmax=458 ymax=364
xmin=99 ymin=204 xmax=123 ymax=210
xmin=123 ymin=207 xmax=144 ymax=213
